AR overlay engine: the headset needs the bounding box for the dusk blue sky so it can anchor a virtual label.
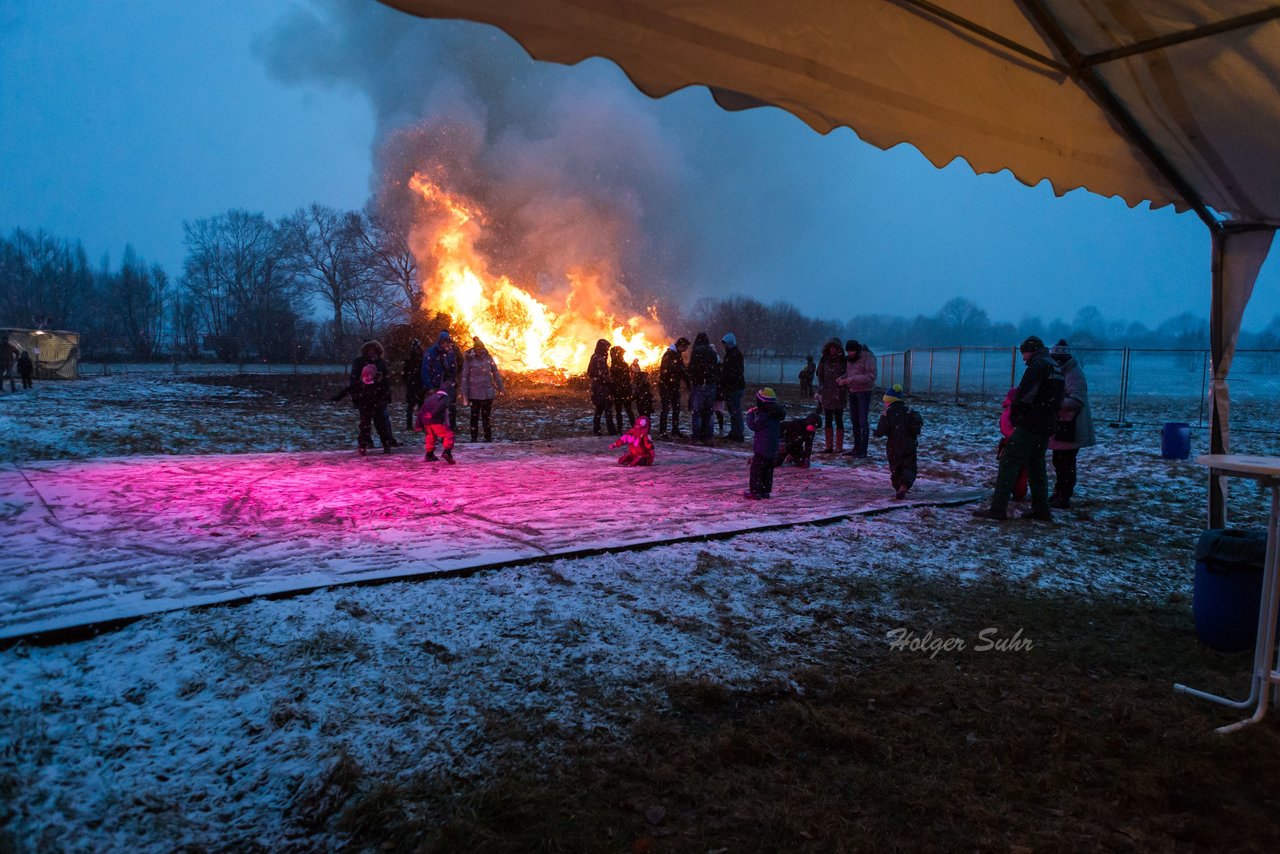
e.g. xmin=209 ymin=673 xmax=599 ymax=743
xmin=2 ymin=0 xmax=1277 ymax=332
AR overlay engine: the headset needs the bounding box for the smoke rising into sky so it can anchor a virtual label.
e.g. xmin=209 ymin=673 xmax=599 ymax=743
xmin=2 ymin=0 xmax=1278 ymax=331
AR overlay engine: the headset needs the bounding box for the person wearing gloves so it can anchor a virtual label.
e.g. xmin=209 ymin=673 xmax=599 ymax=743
xmin=609 ymin=414 xmax=656 ymax=466
xmin=720 ymin=332 xmax=746 ymax=441
xmin=874 ymin=384 xmax=923 ymax=500
xmin=461 ymin=336 xmax=504 ymax=442
xmin=1046 ymin=339 xmax=1096 ymax=509
xmin=837 ymin=339 xmax=878 ymax=458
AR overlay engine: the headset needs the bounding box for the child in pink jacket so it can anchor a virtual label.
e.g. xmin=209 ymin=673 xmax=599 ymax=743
xmin=998 ymin=387 xmax=1028 ymax=502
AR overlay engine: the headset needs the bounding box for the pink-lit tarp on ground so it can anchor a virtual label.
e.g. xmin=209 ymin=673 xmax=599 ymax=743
xmin=0 ymin=439 xmax=983 ymax=639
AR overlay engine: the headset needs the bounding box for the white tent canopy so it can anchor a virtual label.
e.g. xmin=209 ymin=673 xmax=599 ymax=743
xmin=380 ymin=0 xmax=1280 ymax=523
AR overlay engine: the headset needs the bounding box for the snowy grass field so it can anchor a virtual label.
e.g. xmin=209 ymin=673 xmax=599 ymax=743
xmin=3 ymin=373 xmax=1280 ymax=851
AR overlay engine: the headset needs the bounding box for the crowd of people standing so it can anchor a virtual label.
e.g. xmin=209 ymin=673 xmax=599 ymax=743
xmin=335 ymin=328 xmax=1094 ymax=517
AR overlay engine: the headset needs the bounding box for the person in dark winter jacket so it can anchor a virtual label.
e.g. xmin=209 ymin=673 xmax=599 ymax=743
xmin=838 ymin=340 xmax=878 ymax=458
xmin=344 ymin=340 xmax=396 ymax=455
xmin=744 ymin=387 xmax=787 ymax=499
xmin=1047 ymin=340 xmax=1096 ymax=508
xmin=657 ymin=337 xmax=690 ymax=437
xmin=687 ymin=332 xmax=719 ymax=444
xmin=815 ymin=338 xmax=848 ymax=454
xmin=632 ymin=360 xmax=654 ymax=420
xmin=16 ymin=351 xmax=34 ymax=389
xmin=776 ymin=410 xmax=823 ymax=468
xmin=415 ymin=389 xmax=456 ymax=463
xmin=720 ymin=332 xmax=746 ymax=441
xmin=874 ymin=384 xmax=922 ymax=499
xmin=0 ymin=335 xmax=17 ymax=392
xmin=798 ymin=355 xmax=816 ymax=398
xmin=609 ymin=414 xmax=656 ymax=466
xmin=421 ymin=331 xmax=461 ymax=429
xmin=461 ymin=336 xmax=504 ymax=442
xmin=588 ymin=339 xmax=616 ymax=436
xmin=974 ymin=336 xmax=1065 ymax=521
xmin=402 ymin=339 xmax=425 ymax=431
xmin=609 ymin=345 xmax=636 ymax=431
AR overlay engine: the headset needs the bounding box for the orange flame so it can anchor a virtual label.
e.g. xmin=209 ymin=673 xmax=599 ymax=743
xmin=408 ymin=172 xmax=668 ymax=375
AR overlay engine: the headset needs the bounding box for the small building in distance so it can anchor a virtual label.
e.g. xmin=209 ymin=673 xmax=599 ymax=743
xmin=0 ymin=328 xmax=80 ymax=379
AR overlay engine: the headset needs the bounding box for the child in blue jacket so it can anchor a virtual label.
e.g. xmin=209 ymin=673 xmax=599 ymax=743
xmin=744 ymin=387 xmax=787 ymax=499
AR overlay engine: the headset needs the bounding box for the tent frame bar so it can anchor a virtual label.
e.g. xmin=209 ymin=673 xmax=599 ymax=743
xmin=1079 ymin=6 xmax=1280 ymax=70
xmin=1015 ymin=0 xmax=1222 ymax=232
xmin=893 ymin=0 xmax=1070 ymax=74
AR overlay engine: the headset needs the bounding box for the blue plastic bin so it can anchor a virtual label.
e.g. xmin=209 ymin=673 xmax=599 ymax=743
xmin=1193 ymin=529 xmax=1270 ymax=651
xmin=1161 ymin=422 xmax=1192 ymax=460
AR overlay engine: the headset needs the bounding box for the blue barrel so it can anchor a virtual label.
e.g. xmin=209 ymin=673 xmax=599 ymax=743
xmin=1161 ymin=422 xmax=1192 ymax=459
xmin=1193 ymin=529 xmax=1269 ymax=651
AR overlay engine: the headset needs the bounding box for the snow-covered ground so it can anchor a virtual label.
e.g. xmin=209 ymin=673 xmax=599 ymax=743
xmin=1 ymin=374 xmax=1277 ymax=850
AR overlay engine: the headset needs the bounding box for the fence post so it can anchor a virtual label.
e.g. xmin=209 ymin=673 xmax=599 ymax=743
xmin=927 ymin=348 xmax=934 ymax=397
xmin=954 ymin=346 xmax=963 ymax=403
xmin=1198 ymin=349 xmax=1209 ymax=428
xmin=1010 ymin=347 xmax=1017 ymax=388
xmin=779 ymin=353 xmax=784 ymax=385
xmin=980 ymin=348 xmax=988 ymax=397
xmin=902 ymin=350 xmax=912 ymax=394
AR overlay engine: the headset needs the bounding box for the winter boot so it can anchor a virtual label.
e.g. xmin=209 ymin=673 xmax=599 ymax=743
xmin=382 ymin=445 xmax=393 ymax=454
xmin=821 ymin=426 xmax=834 ymax=453
xmin=442 ymin=450 xmax=456 ymax=465
xmin=424 ymin=451 xmax=438 ymax=462
xmin=357 ymin=446 xmax=367 ymax=457
xmin=894 ymin=486 xmax=909 ymax=500
xmin=835 ymin=426 xmax=844 ymax=454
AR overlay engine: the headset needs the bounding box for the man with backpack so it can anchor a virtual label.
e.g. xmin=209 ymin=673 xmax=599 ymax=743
xmin=973 ymin=336 xmax=1065 ymax=521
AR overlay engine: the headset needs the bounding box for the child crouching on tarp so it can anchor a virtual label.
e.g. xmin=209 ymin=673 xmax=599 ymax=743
xmin=610 ymin=415 xmax=655 ymax=466
xmin=744 ymin=387 xmax=786 ymax=499
xmin=776 ymin=410 xmax=823 ymax=468
xmin=415 ymin=388 xmax=456 ymax=464
xmin=874 ymin=384 xmax=922 ymax=500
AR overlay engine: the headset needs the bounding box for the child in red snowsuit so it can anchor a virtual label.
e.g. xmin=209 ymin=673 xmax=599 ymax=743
xmin=415 ymin=389 xmax=457 ymax=464
xmin=609 ymin=415 xmax=655 ymax=466
xmin=997 ymin=386 xmax=1028 ymax=501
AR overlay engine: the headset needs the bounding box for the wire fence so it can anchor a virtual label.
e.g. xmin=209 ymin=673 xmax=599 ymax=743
xmin=78 ymin=362 xmax=348 ymax=376
xmin=746 ymin=347 xmax=1280 ymax=434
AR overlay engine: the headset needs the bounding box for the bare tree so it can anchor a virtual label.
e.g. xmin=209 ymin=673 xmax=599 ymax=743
xmin=0 ymin=228 xmax=93 ymax=329
xmin=107 ymin=247 xmax=169 ymax=358
xmin=281 ymin=204 xmax=366 ymax=338
xmin=358 ymin=208 xmax=418 ymax=315
xmin=182 ymin=211 xmax=302 ymax=360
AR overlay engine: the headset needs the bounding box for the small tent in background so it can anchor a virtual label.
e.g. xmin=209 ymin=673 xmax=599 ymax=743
xmin=0 ymin=328 xmax=80 ymax=379
xmin=379 ymin=1 xmax=1280 ymax=527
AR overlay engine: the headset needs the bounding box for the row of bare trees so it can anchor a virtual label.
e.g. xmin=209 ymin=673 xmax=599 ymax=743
xmin=0 ymin=202 xmax=421 ymax=361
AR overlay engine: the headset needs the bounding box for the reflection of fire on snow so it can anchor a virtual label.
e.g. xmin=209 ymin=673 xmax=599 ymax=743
xmin=409 ymin=172 xmax=668 ymax=376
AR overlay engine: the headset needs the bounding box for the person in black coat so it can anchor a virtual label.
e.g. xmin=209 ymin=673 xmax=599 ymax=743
xmin=631 ymin=360 xmax=654 ymax=420
xmin=657 ymin=337 xmax=690 ymax=437
xmin=798 ymin=355 xmax=816 ymax=398
xmin=402 ymin=338 xmax=425 ymax=431
xmin=776 ymin=410 xmax=823 ymax=468
xmin=720 ymin=332 xmax=746 ymax=441
xmin=974 ymin=336 xmax=1065 ymax=521
xmin=609 ymin=345 xmax=636 ymax=431
xmin=745 ymin=387 xmax=787 ymax=499
xmin=874 ymin=384 xmax=923 ymax=499
xmin=687 ymin=332 xmax=719 ymax=443
xmin=345 ymin=340 xmax=397 ymax=455
xmin=588 ymin=339 xmax=616 ymax=436
xmin=16 ymin=351 xmax=34 ymax=389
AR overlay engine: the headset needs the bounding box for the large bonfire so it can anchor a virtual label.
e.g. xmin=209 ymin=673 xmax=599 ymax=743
xmin=408 ymin=171 xmax=668 ymax=376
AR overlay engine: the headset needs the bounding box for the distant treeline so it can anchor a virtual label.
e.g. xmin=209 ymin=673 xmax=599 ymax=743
xmin=5 ymin=222 xmax=1278 ymax=361
xmin=682 ymin=294 xmax=1280 ymax=356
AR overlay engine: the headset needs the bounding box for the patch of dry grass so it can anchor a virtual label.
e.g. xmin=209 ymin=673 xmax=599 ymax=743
xmin=322 ymin=577 xmax=1280 ymax=853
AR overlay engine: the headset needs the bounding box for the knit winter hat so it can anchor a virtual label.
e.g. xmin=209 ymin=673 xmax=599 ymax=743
xmin=437 ymin=330 xmax=452 ymax=344
xmin=845 ymin=339 xmax=861 ymax=353
xmin=756 ymin=387 xmax=777 ymax=403
xmin=722 ymin=332 xmax=737 ymax=348
xmin=636 ymin=415 xmax=649 ymax=430
xmin=361 ymin=364 xmax=378 ymax=385
xmin=675 ymin=337 xmax=690 ymax=348
xmin=1019 ymin=335 xmax=1045 ymax=353
xmin=1050 ymin=339 xmax=1070 ymax=356
xmin=882 ymin=383 xmax=904 ymax=404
